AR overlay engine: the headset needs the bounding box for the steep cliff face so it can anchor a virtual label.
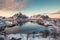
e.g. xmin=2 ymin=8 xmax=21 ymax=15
xmin=9 ymin=12 xmax=28 ymax=24
xmin=30 ymin=14 xmax=49 ymax=25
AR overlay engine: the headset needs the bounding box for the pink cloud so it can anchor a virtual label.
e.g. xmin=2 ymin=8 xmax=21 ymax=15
xmin=0 ymin=0 xmax=27 ymax=11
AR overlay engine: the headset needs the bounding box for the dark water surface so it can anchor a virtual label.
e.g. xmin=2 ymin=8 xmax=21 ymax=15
xmin=17 ymin=22 xmax=53 ymax=34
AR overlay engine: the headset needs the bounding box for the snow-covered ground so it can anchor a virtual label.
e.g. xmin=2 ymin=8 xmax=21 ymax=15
xmin=0 ymin=33 xmax=55 ymax=40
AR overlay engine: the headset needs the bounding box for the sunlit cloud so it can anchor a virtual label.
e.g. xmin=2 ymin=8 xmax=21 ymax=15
xmin=0 ymin=11 xmax=19 ymax=17
xmin=48 ymin=11 xmax=60 ymax=18
xmin=0 ymin=0 xmax=28 ymax=11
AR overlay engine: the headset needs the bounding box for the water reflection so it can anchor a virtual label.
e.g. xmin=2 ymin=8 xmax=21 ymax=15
xmin=4 ymin=22 xmax=53 ymax=34
xmin=19 ymin=22 xmax=48 ymax=34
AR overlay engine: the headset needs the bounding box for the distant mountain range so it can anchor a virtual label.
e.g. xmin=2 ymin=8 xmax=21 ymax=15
xmin=30 ymin=13 xmax=60 ymax=27
xmin=0 ymin=12 xmax=60 ymax=27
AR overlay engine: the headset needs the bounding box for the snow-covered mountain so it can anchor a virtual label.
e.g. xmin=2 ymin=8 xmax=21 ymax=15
xmin=30 ymin=14 xmax=60 ymax=27
xmin=8 ymin=12 xmax=28 ymax=25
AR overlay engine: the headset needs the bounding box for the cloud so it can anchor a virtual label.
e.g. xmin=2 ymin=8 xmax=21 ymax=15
xmin=48 ymin=11 xmax=60 ymax=18
xmin=0 ymin=0 xmax=28 ymax=11
xmin=49 ymin=11 xmax=60 ymax=14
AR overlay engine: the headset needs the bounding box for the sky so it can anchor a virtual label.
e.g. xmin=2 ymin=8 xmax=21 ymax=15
xmin=0 ymin=0 xmax=60 ymax=17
